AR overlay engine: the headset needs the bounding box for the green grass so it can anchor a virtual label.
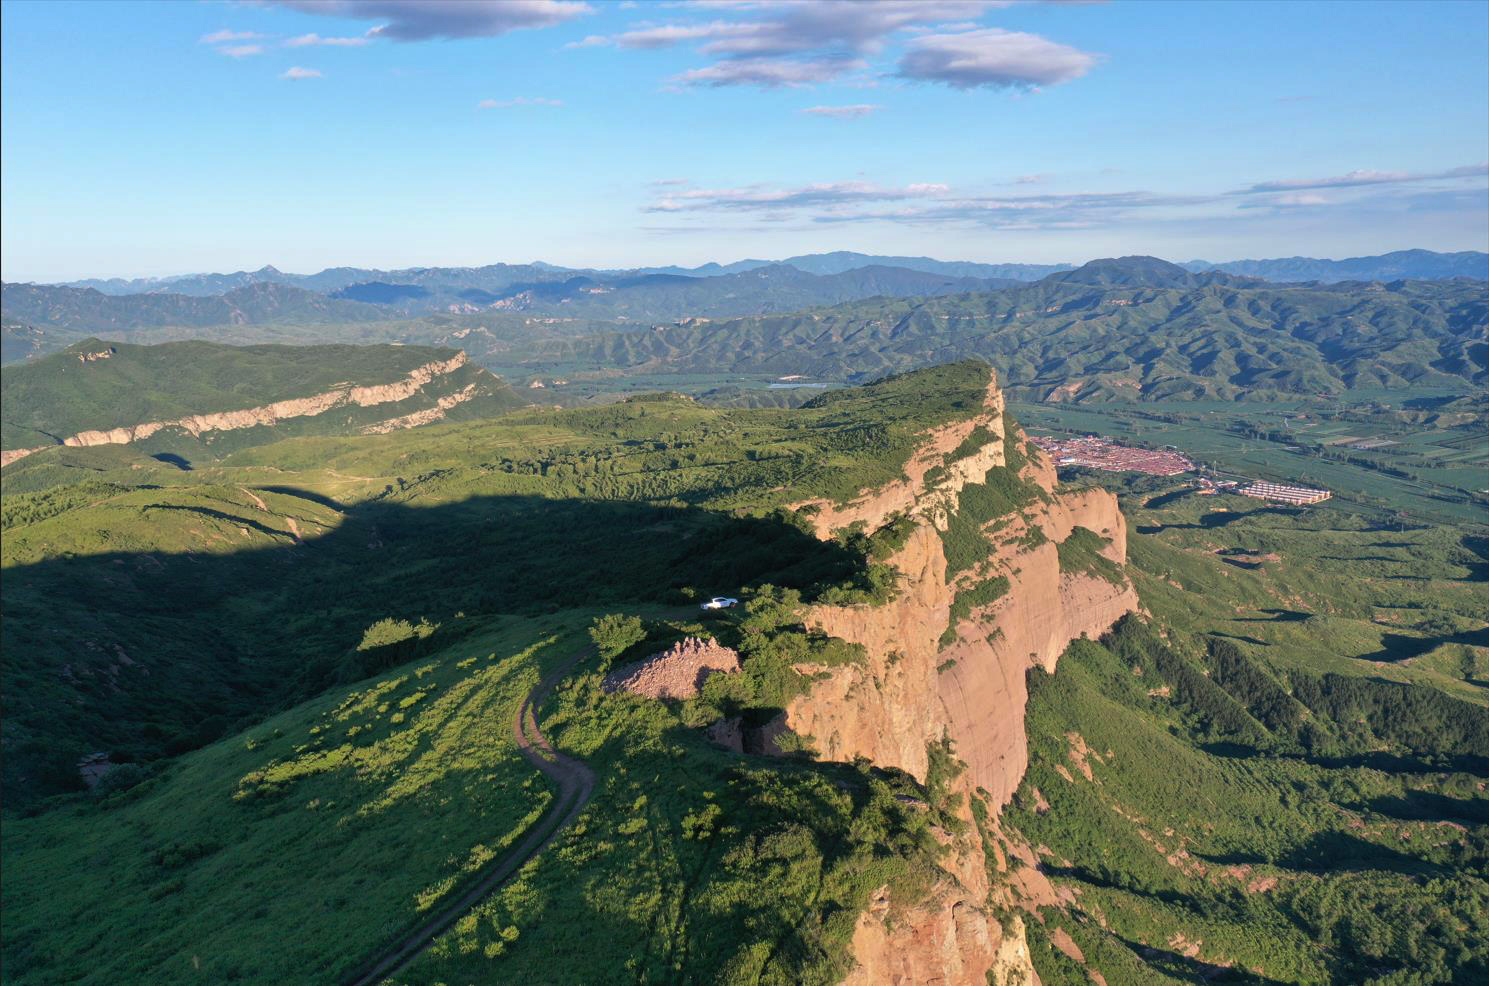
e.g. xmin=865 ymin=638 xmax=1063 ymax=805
xmin=0 ymin=616 xmax=567 ymax=984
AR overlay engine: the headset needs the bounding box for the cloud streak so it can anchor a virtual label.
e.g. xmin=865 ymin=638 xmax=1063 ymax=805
xmin=1242 ymin=163 xmax=1489 ymax=193
xmin=272 ymin=1 xmax=591 ymax=41
xmin=285 ymin=32 xmax=371 ymax=47
xmin=478 ymin=97 xmax=564 ymax=109
xmin=280 ymin=66 xmax=324 ymax=80
xmin=801 ymin=103 xmax=882 ymax=118
xmin=642 ymin=164 xmax=1488 ymax=234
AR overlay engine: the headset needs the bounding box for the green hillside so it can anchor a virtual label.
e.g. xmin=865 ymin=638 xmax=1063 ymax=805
xmin=3 ymin=355 xmax=1484 ymax=985
xmin=506 ymin=259 xmax=1489 ymax=401
xmin=1 ymin=363 xmax=993 ymax=983
xmin=0 ymin=338 xmax=525 ymax=457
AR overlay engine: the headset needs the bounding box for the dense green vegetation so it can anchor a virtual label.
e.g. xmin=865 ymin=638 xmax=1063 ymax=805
xmin=1007 ymin=466 xmax=1487 ymax=985
xmin=0 ymin=360 xmax=992 ymax=802
xmin=1009 ymin=617 xmax=1488 ymax=986
xmin=2 ymin=360 xmax=1012 ymax=985
xmin=3 ymin=332 xmax=1484 ymax=986
xmin=505 ymin=259 xmax=1488 ymax=402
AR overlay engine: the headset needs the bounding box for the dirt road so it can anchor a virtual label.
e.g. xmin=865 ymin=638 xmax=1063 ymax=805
xmin=343 ymin=649 xmax=597 ymax=986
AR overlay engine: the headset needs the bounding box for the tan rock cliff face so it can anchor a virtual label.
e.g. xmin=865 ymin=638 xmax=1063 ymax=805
xmin=1 ymin=354 xmax=469 ymax=466
xmin=787 ymin=371 xmax=1138 ymax=986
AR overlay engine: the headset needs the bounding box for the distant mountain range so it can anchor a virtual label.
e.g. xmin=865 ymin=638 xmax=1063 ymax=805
xmin=51 ymin=248 xmax=1487 ymax=298
xmin=1182 ymin=249 xmax=1489 ymax=283
xmin=3 ymin=264 xmax=1017 ymax=338
xmin=508 ymin=256 xmax=1489 ymax=402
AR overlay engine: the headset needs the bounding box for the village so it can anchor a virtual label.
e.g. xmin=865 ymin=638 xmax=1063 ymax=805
xmin=1029 ymin=433 xmax=1333 ymax=505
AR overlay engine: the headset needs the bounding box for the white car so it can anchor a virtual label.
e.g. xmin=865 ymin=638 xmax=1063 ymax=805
xmin=700 ymin=596 xmax=739 ymax=611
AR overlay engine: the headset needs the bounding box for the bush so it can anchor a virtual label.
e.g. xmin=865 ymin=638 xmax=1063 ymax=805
xmin=589 ymin=613 xmax=646 ymax=662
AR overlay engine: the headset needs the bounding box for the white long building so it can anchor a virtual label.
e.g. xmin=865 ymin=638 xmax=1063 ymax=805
xmin=1238 ymin=482 xmax=1331 ymax=505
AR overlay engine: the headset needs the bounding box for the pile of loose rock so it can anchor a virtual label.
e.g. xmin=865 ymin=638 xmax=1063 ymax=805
xmin=602 ymin=636 xmax=741 ymax=700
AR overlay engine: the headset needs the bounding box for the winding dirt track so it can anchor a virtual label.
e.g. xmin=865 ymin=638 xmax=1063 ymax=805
xmin=343 ymin=649 xmax=597 ymax=986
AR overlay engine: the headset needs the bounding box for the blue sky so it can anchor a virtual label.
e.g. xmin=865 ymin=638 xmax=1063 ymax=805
xmin=2 ymin=0 xmax=1486 ymax=281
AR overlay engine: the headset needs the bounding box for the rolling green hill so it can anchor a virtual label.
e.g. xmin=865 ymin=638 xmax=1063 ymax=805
xmin=509 ymin=258 xmax=1489 ymax=401
xmin=0 ymin=338 xmax=526 ymax=461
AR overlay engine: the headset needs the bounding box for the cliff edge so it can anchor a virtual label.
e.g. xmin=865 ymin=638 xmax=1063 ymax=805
xmin=788 ymin=369 xmax=1138 ymax=985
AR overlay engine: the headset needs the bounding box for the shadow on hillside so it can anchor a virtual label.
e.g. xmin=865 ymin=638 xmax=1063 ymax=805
xmin=1136 ymin=506 xmax=1304 ymax=535
xmin=2 ymin=490 xmax=864 ymax=803
xmin=1357 ymin=627 xmax=1489 ymax=663
xmin=1113 ymin=932 xmax=1288 ymax=985
xmin=1199 ymin=742 xmax=1489 ymax=778
xmin=1200 ymin=832 xmax=1446 ymax=878
xmin=1365 ymin=789 xmax=1489 ymax=826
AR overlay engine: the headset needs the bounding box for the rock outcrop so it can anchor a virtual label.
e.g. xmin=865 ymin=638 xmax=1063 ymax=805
xmin=784 ymin=369 xmax=1138 ymax=986
xmin=1 ymin=354 xmax=469 ymax=466
xmin=602 ymin=637 xmax=741 ymax=700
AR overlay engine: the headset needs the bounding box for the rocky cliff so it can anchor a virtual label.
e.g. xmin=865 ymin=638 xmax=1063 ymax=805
xmin=788 ymin=371 xmax=1138 ymax=986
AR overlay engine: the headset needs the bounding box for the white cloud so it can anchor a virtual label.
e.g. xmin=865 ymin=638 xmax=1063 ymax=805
xmin=801 ymin=103 xmax=882 ymax=118
xmin=896 ymin=28 xmax=1096 ymax=89
xmin=285 ymin=33 xmax=370 ymax=47
xmin=219 ymin=44 xmax=266 ymax=58
xmin=478 ymin=97 xmax=564 ymax=108
xmin=583 ymin=1 xmax=1031 ymax=89
xmin=280 ymin=66 xmax=324 ymax=80
xmin=272 ymin=1 xmax=591 ymax=41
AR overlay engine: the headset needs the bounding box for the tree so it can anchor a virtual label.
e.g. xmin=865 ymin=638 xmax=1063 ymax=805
xmin=590 ymin=613 xmax=645 ymax=664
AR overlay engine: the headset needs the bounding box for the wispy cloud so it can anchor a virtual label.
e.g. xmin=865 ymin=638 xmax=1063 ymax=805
xmin=201 ymin=28 xmax=268 ymax=57
xmin=648 ymin=181 xmax=951 ymax=214
xmin=201 ymin=29 xmax=264 ymax=44
xmin=478 ymin=97 xmax=564 ymax=109
xmin=896 ymin=27 xmax=1096 ymax=89
xmin=673 ymin=55 xmax=863 ymax=88
xmin=285 ymin=32 xmax=370 ymax=47
xmin=642 ymin=162 xmax=1489 ymax=236
xmin=272 ymin=1 xmax=592 ymax=41
xmin=1241 ymin=164 xmax=1489 ymax=193
xmin=280 ymin=66 xmax=324 ymax=80
xmin=801 ymin=103 xmax=882 ymax=118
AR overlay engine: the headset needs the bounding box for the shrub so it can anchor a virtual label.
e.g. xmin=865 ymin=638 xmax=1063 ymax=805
xmin=589 ymin=613 xmax=646 ymax=662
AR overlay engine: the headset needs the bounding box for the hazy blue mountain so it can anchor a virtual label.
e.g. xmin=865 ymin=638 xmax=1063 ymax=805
xmin=1183 ymin=249 xmax=1488 ymax=283
xmin=1 ymin=281 xmax=387 ymax=332
xmin=14 ymin=264 xmax=1017 ymax=331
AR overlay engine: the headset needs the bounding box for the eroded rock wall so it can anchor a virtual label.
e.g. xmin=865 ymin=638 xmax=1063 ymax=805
xmin=784 ymin=370 xmax=1137 ymax=986
xmin=2 ymin=354 xmax=470 ymax=466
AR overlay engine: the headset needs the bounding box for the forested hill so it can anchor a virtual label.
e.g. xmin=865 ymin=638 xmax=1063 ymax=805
xmin=0 ymin=339 xmax=524 ymax=460
xmin=514 ymin=257 xmax=1489 ymax=401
